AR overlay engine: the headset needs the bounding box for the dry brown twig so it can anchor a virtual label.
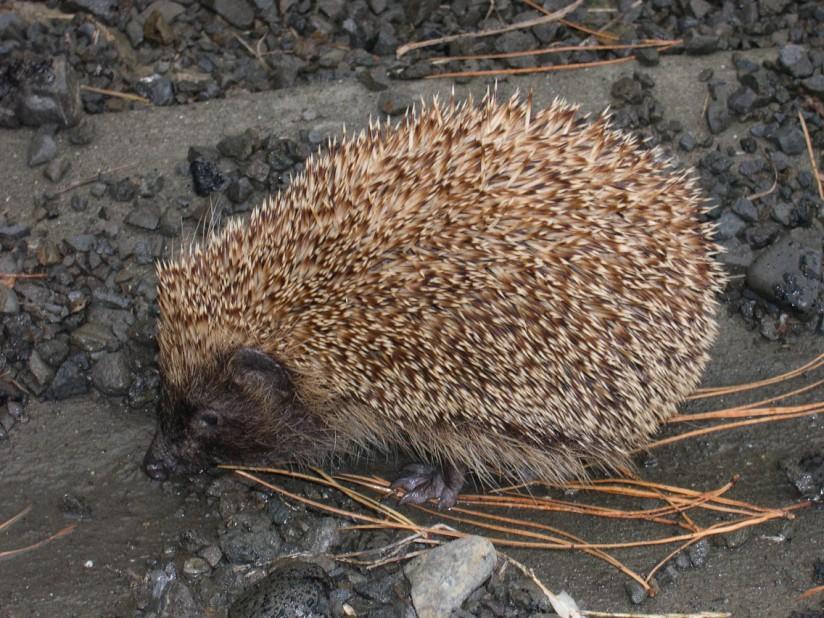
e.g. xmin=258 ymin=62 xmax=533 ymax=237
xmin=80 ymin=85 xmax=150 ymax=105
xmin=54 ymin=163 xmax=135 ymax=197
xmin=396 ymin=0 xmax=583 ymax=57
xmin=745 ymin=162 xmax=778 ymax=201
xmin=0 ymin=272 xmax=47 ymax=288
xmin=6 ymin=1 xmax=73 ymax=21
xmin=231 ymin=32 xmax=270 ymax=74
xmin=427 ymin=56 xmax=635 ymax=80
xmin=798 ymin=110 xmax=824 ymax=201
xmin=689 ymin=352 xmax=824 ymax=399
xmin=428 ymin=40 xmax=680 ymax=65
xmin=0 ymin=505 xmax=77 ymax=562
xmin=797 ymin=584 xmax=824 ymax=601
xmin=519 ymin=0 xmax=620 ymax=42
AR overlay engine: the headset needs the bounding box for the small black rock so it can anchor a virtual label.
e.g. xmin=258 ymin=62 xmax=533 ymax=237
xmin=706 ymin=100 xmax=731 ymax=134
xmin=190 ymin=158 xmax=226 ymax=197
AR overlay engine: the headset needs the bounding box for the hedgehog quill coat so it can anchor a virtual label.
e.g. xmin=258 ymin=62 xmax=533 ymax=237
xmin=145 ymin=93 xmax=724 ymax=502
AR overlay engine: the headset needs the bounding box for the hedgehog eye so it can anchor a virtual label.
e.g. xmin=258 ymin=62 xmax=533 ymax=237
xmin=196 ymin=410 xmax=220 ymax=429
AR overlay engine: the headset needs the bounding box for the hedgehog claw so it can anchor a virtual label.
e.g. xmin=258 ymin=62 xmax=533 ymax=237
xmin=390 ymin=462 xmax=465 ymax=510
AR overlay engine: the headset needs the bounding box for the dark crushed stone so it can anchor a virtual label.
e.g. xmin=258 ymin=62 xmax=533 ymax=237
xmin=47 ymin=353 xmax=90 ymax=399
xmin=134 ymin=75 xmax=175 ymax=106
xmin=229 ymin=561 xmax=332 ymax=618
xmin=781 ymin=453 xmax=824 ymax=500
xmin=190 ymin=159 xmax=227 ymax=197
xmin=125 ymin=200 xmax=161 ymax=231
xmin=778 ymin=44 xmax=814 ymax=78
xmin=746 ymin=229 xmax=823 ymax=316
xmin=68 ymin=118 xmax=96 ymax=145
xmin=91 ymin=352 xmax=132 ymax=396
xmin=706 ymin=99 xmax=731 ymax=134
xmin=217 ymin=129 xmax=260 ymax=161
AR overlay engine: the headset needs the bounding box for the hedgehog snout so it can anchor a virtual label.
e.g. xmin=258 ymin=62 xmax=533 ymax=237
xmin=143 ymin=430 xmax=179 ymax=481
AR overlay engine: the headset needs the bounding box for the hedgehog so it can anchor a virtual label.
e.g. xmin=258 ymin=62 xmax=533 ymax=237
xmin=143 ymin=92 xmax=725 ymax=509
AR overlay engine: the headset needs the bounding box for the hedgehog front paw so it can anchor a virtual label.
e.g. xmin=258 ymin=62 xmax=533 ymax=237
xmin=390 ymin=462 xmax=465 ymax=510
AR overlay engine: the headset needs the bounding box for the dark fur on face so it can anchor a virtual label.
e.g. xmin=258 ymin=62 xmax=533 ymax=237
xmin=143 ymin=347 xmax=324 ymax=480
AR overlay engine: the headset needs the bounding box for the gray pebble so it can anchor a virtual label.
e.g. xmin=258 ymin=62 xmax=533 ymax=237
xmin=48 ymin=353 xmax=90 ymax=399
xmin=747 ymin=228 xmax=823 ymax=315
xmin=202 ymin=0 xmax=255 ymax=28
xmin=183 ymin=557 xmax=211 ymax=577
xmin=727 ymin=87 xmax=757 ymax=116
xmin=135 ymin=74 xmax=175 ymax=106
xmin=771 ymin=202 xmax=792 ymax=226
xmin=771 ymin=125 xmax=805 ymax=156
xmin=405 ymin=536 xmax=496 ymax=617
xmin=227 ymin=177 xmax=254 ymax=204
xmin=706 ymin=99 xmax=731 ymax=134
xmin=685 ymin=32 xmax=718 ymax=55
xmin=719 ymin=239 xmax=754 ymax=269
xmin=199 ymin=545 xmax=223 ymax=568
xmin=688 ymin=539 xmax=710 ymax=567
xmin=625 ymin=581 xmax=648 ymax=604
xmin=802 ymin=74 xmax=824 ymax=96
xmin=35 ymin=339 xmax=69 ymax=367
xmin=731 ymin=196 xmax=758 ymax=222
xmin=715 ymin=210 xmax=746 ymax=241
xmin=0 ymin=285 xmax=19 ymax=314
xmin=70 ymin=322 xmax=114 ymax=353
xmin=778 ymin=43 xmax=813 ymax=78
xmin=68 ymin=118 xmax=96 ymax=146
xmin=220 ymin=527 xmax=282 ymax=565
xmin=66 ymin=234 xmax=96 ymax=253
xmin=218 ymin=128 xmax=260 ymax=161
xmin=44 ymin=157 xmax=71 ymax=182
xmin=28 ymin=350 xmax=54 ymax=386
xmin=357 ymin=67 xmax=391 ymax=92
xmin=18 ymin=58 xmax=81 ymax=128
xmin=90 ymin=182 xmax=108 ymax=198
xmin=28 ymin=132 xmax=57 ymax=167
xmin=229 ymin=560 xmax=331 ymax=618
xmin=126 ymin=200 xmax=161 ymax=230
xmin=91 ymin=352 xmax=132 ymax=396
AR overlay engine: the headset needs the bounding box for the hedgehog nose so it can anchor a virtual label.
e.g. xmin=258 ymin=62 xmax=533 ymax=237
xmin=143 ymin=431 xmax=177 ymax=480
xmin=143 ymin=451 xmax=171 ymax=480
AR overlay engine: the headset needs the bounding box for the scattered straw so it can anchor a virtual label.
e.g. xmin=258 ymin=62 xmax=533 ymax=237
xmin=396 ymin=0 xmax=582 ymax=57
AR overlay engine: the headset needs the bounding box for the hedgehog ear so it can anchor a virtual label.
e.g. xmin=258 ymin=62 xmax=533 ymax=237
xmin=229 ymin=348 xmax=291 ymax=397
